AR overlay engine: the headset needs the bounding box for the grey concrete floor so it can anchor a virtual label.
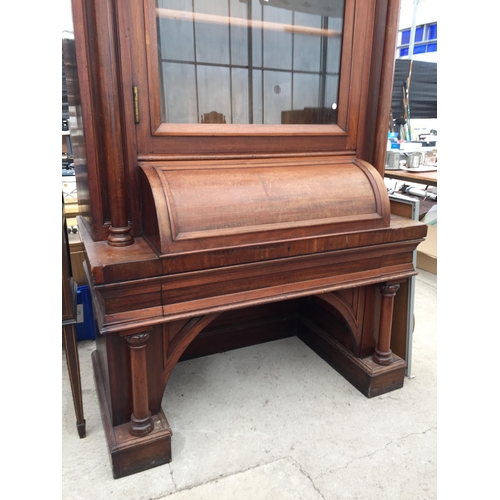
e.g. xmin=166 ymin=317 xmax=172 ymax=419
xmin=62 ymin=269 xmax=437 ymax=499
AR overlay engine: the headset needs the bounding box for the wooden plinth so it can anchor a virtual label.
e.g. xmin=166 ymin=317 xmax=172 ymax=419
xmin=92 ymin=351 xmax=172 ymax=479
xmin=298 ymin=317 xmax=406 ymax=398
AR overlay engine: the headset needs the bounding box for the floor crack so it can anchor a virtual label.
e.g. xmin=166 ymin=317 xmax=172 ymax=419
xmin=287 ymin=456 xmax=327 ymax=500
xmin=317 ymin=426 xmax=437 ymax=479
xmin=156 ymin=458 xmax=285 ymax=498
xmin=168 ymin=463 xmax=177 ymax=491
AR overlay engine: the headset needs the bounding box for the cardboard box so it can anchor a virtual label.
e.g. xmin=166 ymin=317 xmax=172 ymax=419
xmin=69 ymin=232 xmax=88 ymax=286
xmin=417 ymin=223 xmax=437 ymax=274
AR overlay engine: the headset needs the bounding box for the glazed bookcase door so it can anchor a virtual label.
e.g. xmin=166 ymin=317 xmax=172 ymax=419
xmin=125 ymin=0 xmax=377 ymax=158
xmin=154 ymin=0 xmax=345 ymax=127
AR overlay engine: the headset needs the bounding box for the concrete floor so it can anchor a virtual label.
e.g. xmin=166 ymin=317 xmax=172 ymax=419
xmin=62 ymin=269 xmax=437 ymax=500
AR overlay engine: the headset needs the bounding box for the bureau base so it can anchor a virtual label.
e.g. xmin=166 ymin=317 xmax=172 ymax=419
xmin=93 ymin=324 xmax=405 ymax=478
xmin=93 ymin=351 xmax=172 ymax=479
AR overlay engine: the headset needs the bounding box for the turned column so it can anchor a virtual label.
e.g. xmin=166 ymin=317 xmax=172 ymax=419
xmin=125 ymin=332 xmax=154 ymax=437
xmin=373 ymin=283 xmax=400 ymax=365
xmin=94 ymin=0 xmax=134 ymax=247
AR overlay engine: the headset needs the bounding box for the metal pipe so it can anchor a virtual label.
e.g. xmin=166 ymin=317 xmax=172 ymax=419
xmin=402 ymin=185 xmax=437 ymax=201
xmin=408 ymin=0 xmax=420 ymax=59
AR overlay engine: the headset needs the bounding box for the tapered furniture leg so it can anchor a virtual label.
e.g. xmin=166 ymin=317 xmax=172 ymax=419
xmin=62 ymin=322 xmax=86 ymax=438
xmin=373 ymin=283 xmax=400 ymax=365
xmin=125 ymin=332 xmax=154 ymax=437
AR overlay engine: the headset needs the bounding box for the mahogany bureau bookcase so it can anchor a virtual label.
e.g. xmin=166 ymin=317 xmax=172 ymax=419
xmin=63 ymin=0 xmax=427 ymax=478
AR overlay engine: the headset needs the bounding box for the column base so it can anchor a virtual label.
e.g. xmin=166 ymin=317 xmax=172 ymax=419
xmin=92 ymin=351 xmax=172 ymax=479
xmin=130 ymin=412 xmax=154 ymax=437
xmin=373 ymin=347 xmax=393 ymax=366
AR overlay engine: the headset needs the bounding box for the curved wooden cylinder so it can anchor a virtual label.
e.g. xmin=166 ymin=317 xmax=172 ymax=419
xmin=140 ymin=156 xmax=390 ymax=258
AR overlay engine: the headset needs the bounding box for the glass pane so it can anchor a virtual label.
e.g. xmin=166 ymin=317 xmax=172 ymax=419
xmin=428 ymin=23 xmax=437 ymax=41
xmin=157 ymin=0 xmax=194 ymax=62
xmin=264 ymin=70 xmax=292 ymax=124
xmin=293 ymin=73 xmax=320 ymax=110
xmin=231 ymin=68 xmax=250 ymax=124
xmin=326 ymin=17 xmax=343 ymax=74
xmin=415 ymin=26 xmax=424 ymax=43
xmin=293 ymin=12 xmax=322 ymax=72
xmin=401 ymin=29 xmax=410 ymax=45
xmin=161 ymin=62 xmax=198 ymax=123
xmin=230 ymin=0 xmax=248 ymax=66
xmin=325 ymin=74 xmax=340 ymax=117
xmin=156 ymin=0 xmax=345 ymax=124
xmin=197 ymin=65 xmax=231 ymax=121
xmin=253 ymin=69 xmax=263 ymax=124
xmin=194 ymin=0 xmax=230 ymax=64
xmin=263 ymin=6 xmax=293 ymax=70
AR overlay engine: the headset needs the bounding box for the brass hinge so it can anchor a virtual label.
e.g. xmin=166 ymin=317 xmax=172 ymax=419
xmin=133 ymin=86 xmax=139 ymax=124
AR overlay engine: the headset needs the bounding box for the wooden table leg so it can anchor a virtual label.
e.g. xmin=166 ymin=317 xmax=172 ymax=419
xmin=373 ymin=283 xmax=400 ymax=365
xmin=62 ymin=322 xmax=86 ymax=438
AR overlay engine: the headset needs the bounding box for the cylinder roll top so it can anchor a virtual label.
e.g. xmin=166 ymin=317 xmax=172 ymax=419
xmin=140 ymin=156 xmax=390 ymax=256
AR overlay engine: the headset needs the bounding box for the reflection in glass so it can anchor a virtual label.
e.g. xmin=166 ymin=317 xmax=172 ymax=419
xmin=156 ymin=0 xmax=345 ymax=124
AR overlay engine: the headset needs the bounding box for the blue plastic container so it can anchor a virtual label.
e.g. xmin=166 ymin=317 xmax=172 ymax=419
xmin=76 ymin=285 xmax=97 ymax=341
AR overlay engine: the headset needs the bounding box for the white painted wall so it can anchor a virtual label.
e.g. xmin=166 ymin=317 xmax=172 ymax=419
xmin=62 ymin=1 xmax=74 ymax=35
xmin=399 ymin=0 xmax=437 ymax=28
xmin=398 ymin=0 xmax=438 ymax=63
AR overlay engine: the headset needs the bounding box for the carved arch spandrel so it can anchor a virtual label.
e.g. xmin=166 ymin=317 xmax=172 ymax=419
xmin=313 ymin=287 xmax=367 ymax=356
xmin=162 ymin=313 xmax=220 ymax=388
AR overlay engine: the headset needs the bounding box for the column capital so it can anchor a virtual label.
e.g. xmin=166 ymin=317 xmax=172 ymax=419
xmin=125 ymin=332 xmax=150 ymax=349
xmin=379 ymin=283 xmax=400 ymax=297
